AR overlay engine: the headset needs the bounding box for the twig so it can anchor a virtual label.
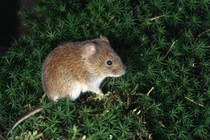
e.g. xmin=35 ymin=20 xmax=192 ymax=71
xmin=187 ymin=29 xmax=195 ymax=43
xmin=146 ymin=87 xmax=154 ymax=96
xmin=149 ymin=15 xmax=165 ymax=21
xmin=131 ymin=84 xmax=139 ymax=94
xmin=185 ymin=97 xmax=205 ymax=108
xmin=164 ymin=41 xmax=177 ymax=58
xmin=158 ymin=121 xmax=165 ymax=128
xmin=197 ymin=29 xmax=210 ymax=39
xmin=132 ymin=108 xmax=142 ymax=115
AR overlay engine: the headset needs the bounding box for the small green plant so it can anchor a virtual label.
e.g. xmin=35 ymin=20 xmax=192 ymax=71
xmin=14 ymin=130 xmax=43 ymax=140
xmin=0 ymin=0 xmax=210 ymax=139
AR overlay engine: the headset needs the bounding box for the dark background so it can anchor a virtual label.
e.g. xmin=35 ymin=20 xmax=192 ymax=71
xmin=0 ymin=0 xmax=35 ymax=53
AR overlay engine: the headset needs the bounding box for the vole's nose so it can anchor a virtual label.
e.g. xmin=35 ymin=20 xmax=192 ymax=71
xmin=121 ymin=65 xmax=126 ymax=75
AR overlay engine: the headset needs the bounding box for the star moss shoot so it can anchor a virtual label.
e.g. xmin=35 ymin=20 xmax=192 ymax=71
xmin=0 ymin=0 xmax=210 ymax=139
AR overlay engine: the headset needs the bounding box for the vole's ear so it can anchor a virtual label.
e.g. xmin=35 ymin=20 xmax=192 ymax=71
xmin=100 ymin=35 xmax=109 ymax=43
xmin=82 ymin=43 xmax=96 ymax=59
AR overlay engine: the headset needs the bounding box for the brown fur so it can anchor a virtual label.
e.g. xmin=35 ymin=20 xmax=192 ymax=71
xmin=42 ymin=36 xmax=125 ymax=101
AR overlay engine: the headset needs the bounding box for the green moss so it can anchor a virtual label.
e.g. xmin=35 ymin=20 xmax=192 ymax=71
xmin=0 ymin=0 xmax=210 ymax=139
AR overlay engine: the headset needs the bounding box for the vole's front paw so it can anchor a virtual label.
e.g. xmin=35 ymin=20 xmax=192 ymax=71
xmin=94 ymin=93 xmax=106 ymax=100
xmin=94 ymin=92 xmax=112 ymax=100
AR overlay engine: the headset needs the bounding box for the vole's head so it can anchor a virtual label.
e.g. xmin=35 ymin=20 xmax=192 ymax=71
xmin=81 ymin=36 xmax=126 ymax=78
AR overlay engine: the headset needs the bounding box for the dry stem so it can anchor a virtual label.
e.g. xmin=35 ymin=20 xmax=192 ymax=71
xmin=146 ymin=87 xmax=154 ymax=96
xmin=185 ymin=96 xmax=205 ymax=108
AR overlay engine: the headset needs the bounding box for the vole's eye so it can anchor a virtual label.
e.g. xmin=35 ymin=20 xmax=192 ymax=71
xmin=106 ymin=60 xmax=113 ymax=65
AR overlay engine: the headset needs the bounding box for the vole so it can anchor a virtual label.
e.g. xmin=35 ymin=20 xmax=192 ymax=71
xmin=42 ymin=36 xmax=125 ymax=102
xmin=8 ymin=36 xmax=125 ymax=135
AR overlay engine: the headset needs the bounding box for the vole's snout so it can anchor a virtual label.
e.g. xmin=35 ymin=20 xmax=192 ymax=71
xmin=121 ymin=65 xmax=126 ymax=75
xmin=111 ymin=65 xmax=126 ymax=77
xmin=119 ymin=65 xmax=126 ymax=76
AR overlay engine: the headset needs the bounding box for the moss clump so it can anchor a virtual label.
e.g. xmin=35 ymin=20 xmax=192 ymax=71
xmin=0 ymin=0 xmax=210 ymax=139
